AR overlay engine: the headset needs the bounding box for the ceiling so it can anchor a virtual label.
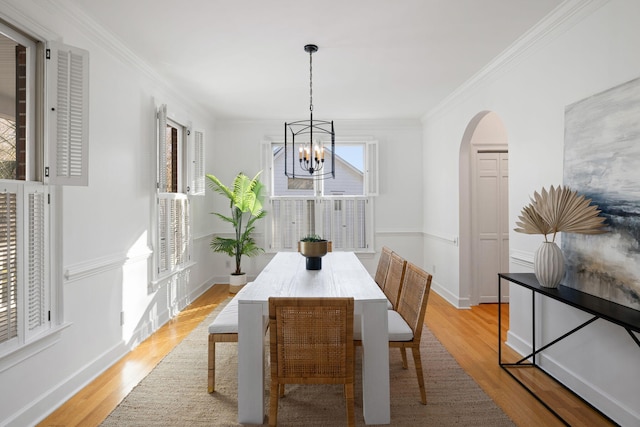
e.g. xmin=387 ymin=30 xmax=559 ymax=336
xmin=67 ymin=0 xmax=563 ymax=121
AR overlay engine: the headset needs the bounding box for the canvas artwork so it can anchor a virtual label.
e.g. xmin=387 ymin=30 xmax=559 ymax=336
xmin=563 ymin=76 xmax=640 ymax=311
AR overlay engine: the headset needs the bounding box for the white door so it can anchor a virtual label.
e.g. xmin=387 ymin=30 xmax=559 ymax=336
xmin=474 ymin=151 xmax=509 ymax=303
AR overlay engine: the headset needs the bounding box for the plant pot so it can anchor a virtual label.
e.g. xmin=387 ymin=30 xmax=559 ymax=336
xmin=299 ymin=241 xmax=329 ymax=270
xmin=534 ymin=241 xmax=565 ymax=288
xmin=229 ymin=273 xmax=247 ymax=294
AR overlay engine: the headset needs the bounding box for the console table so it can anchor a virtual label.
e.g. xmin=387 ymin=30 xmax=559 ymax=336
xmin=498 ymin=273 xmax=640 ymax=425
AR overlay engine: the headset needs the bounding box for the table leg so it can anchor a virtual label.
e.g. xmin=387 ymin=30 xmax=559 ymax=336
xmin=360 ymin=300 xmax=390 ymax=424
xmin=238 ymin=301 xmax=265 ymax=424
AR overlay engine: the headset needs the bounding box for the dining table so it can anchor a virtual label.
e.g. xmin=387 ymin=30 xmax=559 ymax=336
xmin=237 ymin=251 xmax=390 ymax=425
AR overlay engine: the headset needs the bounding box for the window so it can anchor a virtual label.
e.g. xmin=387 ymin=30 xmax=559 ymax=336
xmin=0 ymin=18 xmax=89 ymax=356
xmin=154 ymin=104 xmax=204 ymax=278
xmin=266 ymin=141 xmax=377 ymax=251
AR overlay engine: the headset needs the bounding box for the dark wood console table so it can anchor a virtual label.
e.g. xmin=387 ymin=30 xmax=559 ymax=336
xmin=498 ymin=273 xmax=640 ymax=426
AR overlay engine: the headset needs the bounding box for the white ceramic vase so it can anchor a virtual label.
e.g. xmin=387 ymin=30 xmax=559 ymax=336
xmin=229 ymin=273 xmax=247 ymax=294
xmin=534 ymin=241 xmax=565 ymax=288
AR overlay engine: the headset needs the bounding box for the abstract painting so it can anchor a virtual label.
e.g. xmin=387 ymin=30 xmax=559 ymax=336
xmin=563 ymin=76 xmax=640 ymax=311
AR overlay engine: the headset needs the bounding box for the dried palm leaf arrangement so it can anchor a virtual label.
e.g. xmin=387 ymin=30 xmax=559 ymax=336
xmin=514 ymin=185 xmax=607 ymax=242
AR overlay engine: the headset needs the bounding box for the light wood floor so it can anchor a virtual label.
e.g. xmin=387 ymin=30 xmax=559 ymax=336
xmin=38 ymin=285 xmax=614 ymax=427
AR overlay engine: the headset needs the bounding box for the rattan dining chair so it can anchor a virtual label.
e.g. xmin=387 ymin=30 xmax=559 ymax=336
xmin=374 ymin=246 xmax=393 ymax=290
xmin=383 ymin=252 xmax=407 ymax=309
xmin=268 ymin=297 xmax=355 ymax=427
xmin=389 ymin=262 xmax=432 ymax=404
xmin=354 ymin=262 xmax=432 ymax=405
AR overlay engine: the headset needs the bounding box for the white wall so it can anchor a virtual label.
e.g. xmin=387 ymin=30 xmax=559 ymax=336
xmin=0 ymin=1 xmax=219 ymax=425
xmin=211 ymin=119 xmax=424 ymax=277
xmin=422 ymin=0 xmax=640 ymax=424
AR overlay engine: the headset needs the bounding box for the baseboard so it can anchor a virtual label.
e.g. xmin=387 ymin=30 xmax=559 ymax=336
xmin=7 ymin=279 xmax=216 ymax=427
xmin=505 ymin=331 xmax=639 ymax=426
xmin=431 ymin=280 xmax=471 ymax=309
xmin=539 ymin=353 xmax=639 ymax=426
xmin=6 ymin=341 xmax=128 ymax=427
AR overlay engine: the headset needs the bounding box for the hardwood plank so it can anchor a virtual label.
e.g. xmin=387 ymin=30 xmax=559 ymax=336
xmin=38 ymin=285 xmax=230 ymax=427
xmin=39 ymin=284 xmax=614 ymax=426
xmin=425 ymin=292 xmax=615 ymax=427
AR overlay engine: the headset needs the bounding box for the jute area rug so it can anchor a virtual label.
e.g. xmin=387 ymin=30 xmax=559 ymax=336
xmin=101 ymin=299 xmax=515 ymax=426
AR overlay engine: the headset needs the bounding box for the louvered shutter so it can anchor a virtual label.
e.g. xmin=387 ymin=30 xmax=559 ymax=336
xmin=0 ymin=188 xmax=18 ymax=345
xmin=157 ymin=195 xmax=169 ymax=274
xmin=320 ymin=198 xmax=368 ymax=251
xmin=157 ymin=104 xmax=168 ymax=192
xmin=47 ymin=42 xmax=89 ymax=186
xmin=261 ymin=141 xmax=274 ymax=195
xmin=175 ymin=196 xmax=190 ymax=264
xmin=366 ymin=141 xmax=378 ymax=196
xmin=0 ymin=183 xmax=49 ymax=345
xmin=24 ymin=184 xmax=49 ymax=340
xmin=269 ymin=198 xmax=315 ymax=250
xmin=188 ymin=129 xmax=205 ymax=195
xmin=156 ymin=193 xmax=190 ymax=275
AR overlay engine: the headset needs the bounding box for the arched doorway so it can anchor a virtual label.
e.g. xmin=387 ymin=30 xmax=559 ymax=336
xmin=459 ymin=111 xmax=509 ymax=305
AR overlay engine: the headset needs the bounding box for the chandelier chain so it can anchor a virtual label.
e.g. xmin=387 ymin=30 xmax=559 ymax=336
xmin=309 ymin=47 xmax=313 ymax=113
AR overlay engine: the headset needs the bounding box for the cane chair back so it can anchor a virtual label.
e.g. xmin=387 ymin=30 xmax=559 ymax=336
xmin=383 ymin=252 xmax=407 ymax=309
xmin=374 ymin=246 xmax=393 ymax=290
xmin=391 ymin=262 xmax=433 ymax=404
xmin=268 ymin=297 xmax=355 ymax=426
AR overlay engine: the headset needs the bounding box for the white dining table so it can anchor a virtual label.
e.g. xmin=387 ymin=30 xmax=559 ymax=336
xmin=237 ymin=251 xmax=390 ymax=425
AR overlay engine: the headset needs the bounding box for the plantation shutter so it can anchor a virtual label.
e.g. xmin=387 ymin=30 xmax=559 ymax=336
xmin=0 ymin=183 xmax=49 ymax=345
xmin=47 ymin=42 xmax=89 ymax=186
xmin=365 ymin=141 xmax=378 ymax=196
xmin=0 ymin=188 xmax=18 ymax=345
xmin=269 ymin=198 xmax=315 ymax=250
xmin=188 ymin=129 xmax=205 ymax=195
xmin=320 ymin=198 xmax=368 ymax=251
xmin=156 ymin=194 xmax=190 ymax=275
xmin=175 ymin=196 xmax=190 ymax=265
xmin=157 ymin=195 xmax=169 ymax=274
xmin=261 ymin=141 xmax=274 ymax=195
xmin=24 ymin=184 xmax=49 ymax=340
xmin=157 ymin=104 xmax=168 ymax=192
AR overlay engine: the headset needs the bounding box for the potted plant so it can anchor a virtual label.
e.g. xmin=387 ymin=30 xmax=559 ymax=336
xmin=298 ymin=234 xmax=330 ymax=270
xmin=514 ymin=185 xmax=607 ymax=288
xmin=207 ymin=171 xmax=266 ymax=293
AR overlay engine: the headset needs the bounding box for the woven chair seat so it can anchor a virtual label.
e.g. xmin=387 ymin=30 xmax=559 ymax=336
xmin=353 ymin=310 xmax=413 ymax=341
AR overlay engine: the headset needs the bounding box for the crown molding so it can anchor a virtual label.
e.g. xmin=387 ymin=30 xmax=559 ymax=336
xmin=0 ymin=0 xmax=58 ymax=40
xmin=422 ymin=0 xmax=610 ymax=122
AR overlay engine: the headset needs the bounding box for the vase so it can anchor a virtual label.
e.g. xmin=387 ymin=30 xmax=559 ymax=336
xmin=534 ymin=241 xmax=565 ymax=288
xmin=298 ymin=240 xmax=329 ymax=270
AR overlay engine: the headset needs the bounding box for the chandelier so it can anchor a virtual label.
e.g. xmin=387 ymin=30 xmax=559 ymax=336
xmin=284 ymin=44 xmax=335 ymax=179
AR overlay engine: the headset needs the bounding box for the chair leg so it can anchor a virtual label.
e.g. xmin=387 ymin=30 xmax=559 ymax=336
xmin=400 ymin=347 xmax=408 ymax=369
xmin=208 ymin=335 xmax=215 ymax=393
xmin=411 ymin=346 xmax=427 ymax=404
xmin=269 ymin=382 xmax=279 ymax=426
xmin=279 ymin=384 xmax=285 ymax=397
xmin=344 ymin=383 xmax=355 ymax=427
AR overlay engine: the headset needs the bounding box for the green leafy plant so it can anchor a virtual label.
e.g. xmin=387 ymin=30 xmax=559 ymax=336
xmin=300 ymin=234 xmax=326 ymax=242
xmin=207 ymin=171 xmax=267 ymax=275
xmin=514 ymin=185 xmax=607 ymax=242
